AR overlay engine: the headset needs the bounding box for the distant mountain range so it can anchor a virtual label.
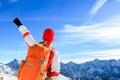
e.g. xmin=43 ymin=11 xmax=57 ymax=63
xmin=60 ymin=59 xmax=120 ymax=80
xmin=1 ymin=58 xmax=120 ymax=80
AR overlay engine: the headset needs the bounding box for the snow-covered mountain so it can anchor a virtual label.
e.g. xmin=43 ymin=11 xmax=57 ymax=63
xmin=60 ymin=59 xmax=120 ymax=80
xmin=0 ymin=62 xmax=17 ymax=80
xmin=6 ymin=59 xmax=19 ymax=70
xmin=0 ymin=59 xmax=71 ymax=80
xmin=1 ymin=58 xmax=120 ymax=80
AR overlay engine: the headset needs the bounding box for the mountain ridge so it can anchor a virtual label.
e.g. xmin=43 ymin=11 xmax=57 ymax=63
xmin=2 ymin=58 xmax=120 ymax=80
xmin=60 ymin=58 xmax=120 ymax=80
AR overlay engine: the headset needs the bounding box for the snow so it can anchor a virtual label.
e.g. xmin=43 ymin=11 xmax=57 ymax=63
xmin=0 ymin=73 xmax=17 ymax=80
xmin=0 ymin=62 xmax=17 ymax=80
xmin=0 ymin=63 xmax=17 ymax=75
xmin=0 ymin=73 xmax=71 ymax=80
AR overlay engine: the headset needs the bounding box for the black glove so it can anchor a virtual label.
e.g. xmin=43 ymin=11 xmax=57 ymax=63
xmin=13 ymin=18 xmax=23 ymax=27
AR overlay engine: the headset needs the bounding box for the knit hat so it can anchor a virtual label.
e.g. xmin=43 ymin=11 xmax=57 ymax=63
xmin=42 ymin=28 xmax=55 ymax=47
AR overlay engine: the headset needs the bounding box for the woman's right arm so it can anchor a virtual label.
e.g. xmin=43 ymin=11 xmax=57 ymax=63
xmin=13 ymin=18 xmax=36 ymax=47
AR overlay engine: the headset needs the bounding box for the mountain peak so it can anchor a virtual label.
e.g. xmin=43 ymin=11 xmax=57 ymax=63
xmin=13 ymin=59 xmax=18 ymax=62
xmin=6 ymin=59 xmax=19 ymax=70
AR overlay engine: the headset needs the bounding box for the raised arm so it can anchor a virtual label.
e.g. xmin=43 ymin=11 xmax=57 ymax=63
xmin=13 ymin=18 xmax=36 ymax=47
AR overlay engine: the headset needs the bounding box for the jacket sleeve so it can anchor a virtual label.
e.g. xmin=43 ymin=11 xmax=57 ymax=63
xmin=18 ymin=25 xmax=36 ymax=47
xmin=50 ymin=50 xmax=60 ymax=80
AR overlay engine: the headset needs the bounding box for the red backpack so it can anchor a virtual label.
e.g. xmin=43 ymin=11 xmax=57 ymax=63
xmin=17 ymin=44 xmax=51 ymax=80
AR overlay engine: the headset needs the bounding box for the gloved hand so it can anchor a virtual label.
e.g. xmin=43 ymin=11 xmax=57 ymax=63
xmin=13 ymin=18 xmax=23 ymax=27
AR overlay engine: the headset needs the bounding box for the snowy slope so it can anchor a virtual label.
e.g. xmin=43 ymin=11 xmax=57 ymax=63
xmin=0 ymin=73 xmax=17 ymax=80
xmin=0 ymin=62 xmax=17 ymax=80
xmin=0 ymin=73 xmax=71 ymax=80
xmin=0 ymin=63 xmax=17 ymax=75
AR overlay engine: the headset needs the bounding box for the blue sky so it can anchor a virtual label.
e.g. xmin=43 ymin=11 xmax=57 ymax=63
xmin=0 ymin=0 xmax=120 ymax=63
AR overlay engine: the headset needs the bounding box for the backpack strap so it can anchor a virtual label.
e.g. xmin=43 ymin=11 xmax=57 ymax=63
xmin=40 ymin=54 xmax=50 ymax=78
xmin=34 ymin=42 xmax=52 ymax=79
xmin=38 ymin=44 xmax=51 ymax=79
xmin=41 ymin=48 xmax=55 ymax=79
xmin=46 ymin=49 xmax=55 ymax=77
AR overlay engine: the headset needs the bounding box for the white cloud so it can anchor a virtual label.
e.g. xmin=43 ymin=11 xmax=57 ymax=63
xmin=90 ymin=0 xmax=107 ymax=15
xmin=61 ymin=58 xmax=95 ymax=64
xmin=58 ymin=15 xmax=120 ymax=63
xmin=62 ymin=56 xmax=120 ymax=64
xmin=87 ymin=49 xmax=120 ymax=57
xmin=61 ymin=49 xmax=120 ymax=63
xmin=57 ymin=15 xmax=120 ymax=47
xmin=86 ymin=0 xmax=107 ymax=24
